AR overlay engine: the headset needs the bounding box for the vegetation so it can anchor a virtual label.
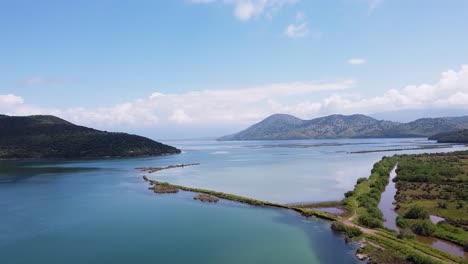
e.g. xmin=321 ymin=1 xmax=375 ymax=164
xmin=341 ymin=154 xmax=466 ymax=263
xmin=0 ymin=115 xmax=180 ymax=159
xmin=330 ymin=221 xmax=362 ymax=239
xmin=142 ymin=154 xmax=466 ymax=263
xmin=398 ymin=228 xmax=416 ymax=240
xmin=148 ymin=179 xmax=338 ymax=221
xmin=429 ymin=129 xmax=468 ymax=143
xmin=404 ymin=206 xmax=430 ymax=220
xmin=394 ymin=151 xmax=468 ymax=246
xmin=342 ymin=155 xmax=398 ymax=228
xmin=218 ymin=113 xmax=468 ymax=141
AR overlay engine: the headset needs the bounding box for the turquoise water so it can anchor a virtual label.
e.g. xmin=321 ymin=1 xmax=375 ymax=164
xmin=1 ymin=138 xmax=466 ymax=263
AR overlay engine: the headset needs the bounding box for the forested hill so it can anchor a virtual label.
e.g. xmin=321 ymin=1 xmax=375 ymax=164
xmin=0 ymin=115 xmax=180 ymax=159
xmin=218 ymin=114 xmax=468 ymax=141
xmin=429 ymin=129 xmax=468 ymax=143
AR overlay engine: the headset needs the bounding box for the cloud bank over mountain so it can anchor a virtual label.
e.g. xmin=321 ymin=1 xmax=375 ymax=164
xmin=2 ymin=65 xmax=468 ymax=137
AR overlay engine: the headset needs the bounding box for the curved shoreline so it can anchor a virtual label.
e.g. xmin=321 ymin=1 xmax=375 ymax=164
xmin=140 ymin=162 xmax=464 ymax=263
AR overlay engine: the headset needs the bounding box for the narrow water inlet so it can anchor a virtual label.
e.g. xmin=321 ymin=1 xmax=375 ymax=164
xmin=415 ymin=235 xmax=468 ymax=259
xmin=378 ymin=164 xmax=467 ymax=259
xmin=378 ymin=164 xmax=399 ymax=231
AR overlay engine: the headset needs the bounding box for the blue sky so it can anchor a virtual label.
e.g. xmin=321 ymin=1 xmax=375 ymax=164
xmin=1 ymin=0 xmax=468 ymax=138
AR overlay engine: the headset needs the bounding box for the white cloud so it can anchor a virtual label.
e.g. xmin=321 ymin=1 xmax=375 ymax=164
xmin=2 ymin=65 xmax=468 ymax=131
xmin=190 ymin=0 xmax=298 ymax=21
xmin=284 ymin=12 xmax=309 ymax=38
xmin=169 ymin=109 xmax=194 ymax=124
xmin=348 ymin=58 xmax=366 ymax=65
xmin=366 ymin=0 xmax=383 ymax=11
xmin=0 ymin=80 xmax=352 ymax=127
xmin=0 ymin=94 xmax=24 ymax=105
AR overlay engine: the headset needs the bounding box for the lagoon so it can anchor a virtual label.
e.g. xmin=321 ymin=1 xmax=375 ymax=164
xmin=1 ymin=138 xmax=466 ymax=263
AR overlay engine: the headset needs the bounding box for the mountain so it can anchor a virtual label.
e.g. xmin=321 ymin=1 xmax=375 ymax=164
xmin=218 ymin=114 xmax=306 ymax=141
xmin=0 ymin=115 xmax=180 ymax=159
xmin=429 ymin=129 xmax=468 ymax=143
xmin=218 ymin=114 xmax=468 ymax=141
xmin=370 ymin=108 xmax=468 ymax=123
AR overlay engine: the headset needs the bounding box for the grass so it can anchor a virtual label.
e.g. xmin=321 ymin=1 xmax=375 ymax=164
xmin=149 ymin=180 xmax=337 ymax=221
xmin=342 ymin=155 xmax=399 ymax=226
xmin=340 ymin=154 xmax=466 ymax=263
xmin=143 ymin=152 xmax=467 ymax=263
xmin=394 ymin=151 xmax=468 ymax=246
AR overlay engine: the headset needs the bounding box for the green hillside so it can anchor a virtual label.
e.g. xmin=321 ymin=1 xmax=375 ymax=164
xmin=0 ymin=115 xmax=180 ymax=159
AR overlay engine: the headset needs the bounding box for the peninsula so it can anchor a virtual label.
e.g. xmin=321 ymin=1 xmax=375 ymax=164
xmin=0 ymin=115 xmax=180 ymax=159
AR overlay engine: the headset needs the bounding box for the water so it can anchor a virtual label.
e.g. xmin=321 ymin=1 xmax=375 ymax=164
xmin=429 ymin=215 xmax=445 ymax=224
xmin=378 ymin=165 xmax=399 ymax=231
xmin=314 ymin=207 xmax=344 ymax=215
xmin=377 ymin=161 xmax=467 ymax=259
xmin=416 ymin=235 xmax=468 ymax=259
xmin=1 ymin=138 xmax=466 ymax=263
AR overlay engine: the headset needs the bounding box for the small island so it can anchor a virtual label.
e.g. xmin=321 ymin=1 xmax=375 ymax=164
xmin=0 ymin=115 xmax=180 ymax=159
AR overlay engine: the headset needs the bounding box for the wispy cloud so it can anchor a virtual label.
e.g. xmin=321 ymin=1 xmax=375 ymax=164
xmin=284 ymin=12 xmax=309 ymax=38
xmin=19 ymin=76 xmax=62 ymax=86
xmin=190 ymin=0 xmax=298 ymax=21
xmin=366 ymin=0 xmax=383 ymax=11
xmin=348 ymin=58 xmax=366 ymax=65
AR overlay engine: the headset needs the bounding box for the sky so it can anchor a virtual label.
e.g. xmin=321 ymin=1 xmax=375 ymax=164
xmin=1 ymin=0 xmax=468 ymax=139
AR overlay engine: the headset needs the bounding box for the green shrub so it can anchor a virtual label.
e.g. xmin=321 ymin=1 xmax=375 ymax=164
xmin=396 ymin=215 xmax=409 ymax=228
xmin=406 ymin=253 xmax=441 ymax=264
xmin=358 ymin=214 xmax=383 ymax=228
xmin=356 ymin=177 xmax=367 ymax=185
xmin=404 ymin=206 xmax=429 ymax=219
xmin=437 ymin=201 xmax=448 ymax=209
xmin=397 ymin=228 xmax=415 ymax=240
xmin=344 ymin=191 xmax=354 ymax=198
xmin=330 ymin=221 xmax=362 ymax=238
xmin=411 ymin=220 xmax=435 ymax=236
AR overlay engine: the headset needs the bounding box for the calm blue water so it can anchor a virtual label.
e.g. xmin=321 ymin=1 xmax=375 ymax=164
xmin=1 ymin=138 xmax=466 ymax=264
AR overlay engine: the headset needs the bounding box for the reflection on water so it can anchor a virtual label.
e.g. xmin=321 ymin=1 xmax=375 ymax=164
xmin=429 ymin=215 xmax=445 ymax=224
xmin=416 ymin=235 xmax=468 ymax=259
xmin=152 ymin=138 xmax=468 ymax=204
xmin=1 ymin=138 xmax=467 ymax=263
xmin=377 ymin=164 xmax=467 ymax=259
xmin=378 ymin=165 xmax=399 ymax=231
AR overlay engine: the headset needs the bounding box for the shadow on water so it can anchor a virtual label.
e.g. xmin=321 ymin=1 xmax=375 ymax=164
xmin=0 ymin=161 xmax=102 ymax=183
xmin=270 ymin=209 xmax=362 ymax=264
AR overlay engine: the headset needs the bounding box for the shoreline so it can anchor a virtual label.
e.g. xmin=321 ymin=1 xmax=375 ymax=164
xmin=140 ymin=160 xmax=464 ymax=263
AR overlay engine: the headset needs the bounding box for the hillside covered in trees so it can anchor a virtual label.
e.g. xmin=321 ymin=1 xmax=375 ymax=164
xmin=0 ymin=115 xmax=180 ymax=159
xmin=429 ymin=129 xmax=468 ymax=143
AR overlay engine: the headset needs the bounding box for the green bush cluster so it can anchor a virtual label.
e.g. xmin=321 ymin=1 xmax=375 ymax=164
xmin=358 ymin=214 xmax=383 ymax=228
xmin=354 ymin=156 xmax=398 ymax=228
xmin=330 ymin=221 xmax=362 ymax=238
xmin=397 ymin=228 xmax=415 ymax=240
xmin=410 ymin=220 xmax=435 ymax=236
xmin=396 ymin=155 xmax=464 ymax=182
xmin=404 ymin=206 xmax=429 ymax=220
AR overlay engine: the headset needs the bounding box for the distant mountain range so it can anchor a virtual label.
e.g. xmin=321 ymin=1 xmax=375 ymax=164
xmin=0 ymin=115 xmax=180 ymax=159
xmin=218 ymin=114 xmax=468 ymax=141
